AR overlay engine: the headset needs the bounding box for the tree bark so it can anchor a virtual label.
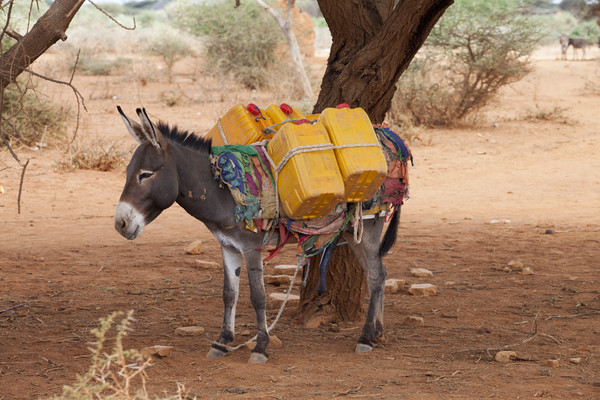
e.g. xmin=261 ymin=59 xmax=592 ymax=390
xmin=299 ymin=0 xmax=452 ymax=324
xmin=313 ymin=0 xmax=453 ymax=122
xmin=0 ymin=0 xmax=85 ymax=91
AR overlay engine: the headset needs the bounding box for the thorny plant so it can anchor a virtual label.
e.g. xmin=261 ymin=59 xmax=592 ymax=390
xmin=49 ymin=311 xmax=194 ymax=400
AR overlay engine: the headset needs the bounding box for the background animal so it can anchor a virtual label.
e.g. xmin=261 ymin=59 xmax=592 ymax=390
xmin=560 ymin=35 xmax=588 ymax=60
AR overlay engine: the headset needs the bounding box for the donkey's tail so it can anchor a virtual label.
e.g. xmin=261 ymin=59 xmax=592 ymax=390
xmin=379 ymin=208 xmax=400 ymax=257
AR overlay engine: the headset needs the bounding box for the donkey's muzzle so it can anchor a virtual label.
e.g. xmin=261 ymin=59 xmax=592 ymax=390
xmin=114 ymin=201 xmax=145 ymax=240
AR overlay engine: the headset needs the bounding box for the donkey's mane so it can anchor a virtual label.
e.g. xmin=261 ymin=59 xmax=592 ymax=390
xmin=156 ymin=121 xmax=212 ymax=154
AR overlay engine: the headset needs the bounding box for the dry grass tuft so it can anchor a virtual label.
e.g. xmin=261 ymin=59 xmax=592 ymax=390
xmin=58 ymin=138 xmax=131 ymax=172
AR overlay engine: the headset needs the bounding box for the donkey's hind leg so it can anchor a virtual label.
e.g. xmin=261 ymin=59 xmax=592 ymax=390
xmin=243 ymin=249 xmax=270 ymax=363
xmin=345 ymin=217 xmax=387 ymax=354
xmin=207 ymin=245 xmax=241 ymax=358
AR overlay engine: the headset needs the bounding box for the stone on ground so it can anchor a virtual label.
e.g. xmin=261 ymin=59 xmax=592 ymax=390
xmin=385 ymin=279 xmax=399 ymax=294
xmin=184 ymin=240 xmax=203 ymax=255
xmin=141 ymin=345 xmax=174 ymax=359
xmin=410 ymin=268 xmax=433 ymax=278
xmin=175 ymin=326 xmax=205 ymax=336
xmin=268 ymin=292 xmax=300 ymax=308
xmin=495 ymin=351 xmax=516 ymax=363
xmin=408 ymin=283 xmax=437 ymax=296
xmin=403 ymin=316 xmax=424 ymax=327
xmin=264 ymin=275 xmax=293 ymax=285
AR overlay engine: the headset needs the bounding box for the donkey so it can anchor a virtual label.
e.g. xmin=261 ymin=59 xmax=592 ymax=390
xmin=114 ymin=107 xmax=400 ymax=363
xmin=560 ymin=35 xmax=587 ymax=60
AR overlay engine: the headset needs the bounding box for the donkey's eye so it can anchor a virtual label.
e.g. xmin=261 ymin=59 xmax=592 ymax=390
xmin=138 ymin=171 xmax=154 ymax=184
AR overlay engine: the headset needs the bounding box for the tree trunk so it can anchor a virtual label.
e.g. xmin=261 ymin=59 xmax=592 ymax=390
xmin=0 ymin=0 xmax=85 ymax=91
xmin=313 ymin=0 xmax=453 ymax=123
xmin=299 ymin=0 xmax=452 ymax=324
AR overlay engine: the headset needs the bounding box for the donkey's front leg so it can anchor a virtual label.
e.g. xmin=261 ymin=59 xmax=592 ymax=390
xmin=243 ymin=249 xmax=270 ymax=363
xmin=207 ymin=245 xmax=241 ymax=358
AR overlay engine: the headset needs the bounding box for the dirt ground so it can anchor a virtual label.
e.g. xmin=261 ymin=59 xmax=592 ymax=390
xmin=1 ymin=45 xmax=599 ymax=399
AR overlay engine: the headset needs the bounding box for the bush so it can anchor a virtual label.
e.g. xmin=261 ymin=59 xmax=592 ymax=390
xmin=168 ymin=0 xmax=281 ymax=89
xmin=1 ymin=81 xmax=69 ymax=148
xmin=145 ymin=28 xmax=194 ymax=82
xmin=391 ymin=0 xmax=544 ymax=126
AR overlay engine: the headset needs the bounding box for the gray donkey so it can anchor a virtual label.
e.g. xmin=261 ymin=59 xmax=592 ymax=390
xmin=560 ymin=34 xmax=587 ymax=60
xmin=114 ymin=107 xmax=400 ymax=363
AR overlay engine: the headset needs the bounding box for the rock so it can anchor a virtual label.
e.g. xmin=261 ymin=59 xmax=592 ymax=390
xmin=403 ymin=316 xmax=424 ymax=327
xmin=175 ymin=326 xmax=205 ymax=336
xmin=408 ymin=283 xmax=437 ymax=296
xmin=490 ymin=218 xmax=511 ymax=224
xmin=268 ymin=292 xmax=299 ymax=308
xmin=410 ymin=268 xmax=433 ymax=278
xmin=273 ymin=265 xmax=299 ymax=273
xmin=141 ymin=345 xmax=174 ymax=359
xmin=385 ymin=279 xmax=399 ymax=294
xmin=270 ymin=335 xmax=283 ymax=348
xmin=264 ymin=275 xmax=293 ymax=286
xmin=505 ymin=260 xmax=524 ymax=272
xmin=389 ymin=278 xmax=405 ymax=286
xmin=569 ymin=357 xmax=582 ymax=364
xmin=184 ymin=240 xmax=203 ymax=255
xmin=194 ymin=259 xmax=221 ymax=268
xmin=495 ymin=351 xmax=516 ymax=363
xmin=547 ymin=359 xmax=560 ymax=368
xmin=521 ymin=266 xmax=534 ymax=275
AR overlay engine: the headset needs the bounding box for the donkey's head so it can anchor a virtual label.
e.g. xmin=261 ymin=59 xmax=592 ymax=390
xmin=114 ymin=107 xmax=179 ymax=240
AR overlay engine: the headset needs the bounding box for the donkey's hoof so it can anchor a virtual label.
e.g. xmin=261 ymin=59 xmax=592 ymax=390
xmin=355 ymin=343 xmax=373 ymax=354
xmin=248 ymin=352 xmax=269 ymax=363
xmin=206 ymin=347 xmax=227 ymax=358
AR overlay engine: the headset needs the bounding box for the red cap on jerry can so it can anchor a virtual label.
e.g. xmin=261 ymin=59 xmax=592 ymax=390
xmin=280 ymin=103 xmax=294 ymax=115
xmin=336 ymin=103 xmax=349 ymax=109
xmin=247 ymin=103 xmax=260 ymax=116
xmin=294 ymin=119 xmax=310 ymax=125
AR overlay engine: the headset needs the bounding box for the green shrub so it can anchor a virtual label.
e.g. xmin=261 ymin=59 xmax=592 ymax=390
xmin=168 ymin=0 xmax=281 ymax=89
xmin=391 ymin=0 xmax=544 ymax=126
xmin=1 ymin=81 xmax=69 ymax=147
xmin=569 ymin=18 xmax=600 ymax=43
xmin=145 ymin=28 xmax=194 ymax=82
xmin=72 ymin=55 xmax=131 ymax=76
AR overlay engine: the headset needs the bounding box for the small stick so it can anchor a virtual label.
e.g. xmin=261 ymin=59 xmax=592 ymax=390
xmin=0 ymin=304 xmax=24 ymax=314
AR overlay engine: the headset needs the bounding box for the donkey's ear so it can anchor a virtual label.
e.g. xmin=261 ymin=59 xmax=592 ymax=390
xmin=136 ymin=108 xmax=165 ymax=150
xmin=117 ymin=106 xmax=145 ymax=144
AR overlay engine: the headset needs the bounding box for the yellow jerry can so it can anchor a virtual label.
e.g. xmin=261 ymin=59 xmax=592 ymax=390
xmin=264 ymin=103 xmax=305 ymax=132
xmin=267 ymin=121 xmax=345 ymax=219
xmin=319 ymin=105 xmax=388 ymax=202
xmin=204 ymin=104 xmax=272 ymax=146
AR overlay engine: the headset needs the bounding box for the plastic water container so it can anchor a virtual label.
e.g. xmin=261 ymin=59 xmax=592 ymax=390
xmin=319 ymin=106 xmax=388 ymax=202
xmin=267 ymin=120 xmax=345 ymax=219
xmin=264 ymin=103 xmax=305 ymax=132
xmin=204 ymin=104 xmax=272 ymax=146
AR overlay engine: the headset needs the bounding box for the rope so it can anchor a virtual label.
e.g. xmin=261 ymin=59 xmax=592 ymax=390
xmin=217 ymin=119 xmax=228 ymax=145
xmin=213 ymin=261 xmax=303 ymax=353
xmin=353 ymin=202 xmax=364 ymax=244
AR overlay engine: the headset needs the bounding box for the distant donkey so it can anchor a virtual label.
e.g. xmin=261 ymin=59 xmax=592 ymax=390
xmin=560 ymin=35 xmax=587 ymax=60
